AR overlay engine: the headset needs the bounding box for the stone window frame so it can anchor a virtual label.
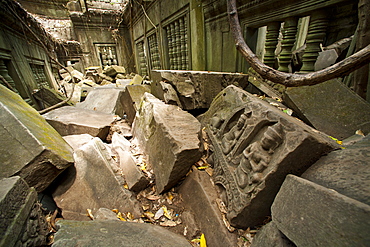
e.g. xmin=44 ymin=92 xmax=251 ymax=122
xmin=135 ymin=38 xmax=148 ymax=76
xmin=161 ymin=7 xmax=191 ymax=70
xmin=95 ymin=43 xmax=119 ymax=67
xmin=27 ymin=59 xmax=51 ymax=89
xmin=147 ymin=31 xmax=161 ymax=71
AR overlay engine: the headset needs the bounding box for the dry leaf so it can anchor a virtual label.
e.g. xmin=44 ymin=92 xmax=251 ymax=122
xmin=146 ymin=195 xmax=161 ymax=201
xmin=86 ymin=209 xmax=94 ymax=220
xmin=200 ymin=234 xmax=207 ymax=247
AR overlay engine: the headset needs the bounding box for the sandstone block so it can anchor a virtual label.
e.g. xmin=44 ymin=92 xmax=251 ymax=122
xmin=133 ymin=93 xmax=202 ymax=193
xmin=179 ymin=168 xmax=238 ymax=247
xmin=53 ymin=220 xmax=191 ymax=247
xmin=116 ymin=149 xmax=149 ymax=192
xmin=0 ymin=176 xmax=48 ymax=247
xmin=52 ymin=138 xmax=142 ymax=220
xmin=151 ymin=70 xmax=249 ymax=110
xmin=76 ymin=87 xmax=125 ymax=117
xmin=202 ymin=85 xmax=338 ymax=228
xmin=104 ymin=65 xmax=126 ymax=77
xmin=63 ymin=134 xmax=94 ymax=151
xmin=272 ymin=175 xmax=370 ymax=246
xmin=283 ymin=79 xmax=370 ymax=139
xmin=121 ymin=84 xmax=150 ymax=125
xmin=0 ymin=85 xmax=74 ymax=192
xmin=43 ymin=106 xmax=115 ymax=139
xmin=251 ymin=221 xmax=295 ymax=247
xmin=302 ymin=134 xmax=370 ymax=205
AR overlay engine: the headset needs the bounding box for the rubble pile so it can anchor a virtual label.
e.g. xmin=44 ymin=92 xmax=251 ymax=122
xmin=1 ymin=69 xmax=370 ymax=247
xmin=58 ymin=65 xmax=147 ymax=104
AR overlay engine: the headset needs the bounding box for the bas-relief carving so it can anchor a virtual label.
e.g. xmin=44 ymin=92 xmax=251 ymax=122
xmin=207 ymin=102 xmax=299 ymax=222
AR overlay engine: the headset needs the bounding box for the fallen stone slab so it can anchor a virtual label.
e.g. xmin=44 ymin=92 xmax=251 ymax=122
xmin=0 ymin=176 xmax=48 ymax=247
xmin=53 ymin=138 xmax=142 ymax=221
xmin=133 ymin=93 xmax=202 ymax=193
xmin=43 ymin=106 xmax=115 ymax=139
xmin=121 ymin=84 xmax=151 ymax=125
xmin=116 ymin=149 xmax=149 ymax=192
xmin=104 ymin=65 xmax=126 ymax=77
xmin=63 ymin=134 xmax=94 ymax=150
xmin=0 ymin=85 xmax=74 ymax=191
xmin=179 ymin=168 xmax=238 ymax=247
xmin=251 ymin=221 xmax=295 ymax=247
xmin=53 ymin=220 xmax=192 ymax=247
xmin=272 ymin=174 xmax=370 ymax=246
xmin=283 ymin=79 xmax=370 ymax=139
xmin=76 ymin=87 xmax=125 ymax=117
xmin=302 ymin=134 xmax=370 ymax=205
xmin=151 ymin=70 xmax=250 ymax=110
xmin=32 ymin=86 xmax=74 ymax=108
xmin=111 ymin=132 xmax=131 ymax=152
xmin=202 ymin=85 xmax=338 ymax=228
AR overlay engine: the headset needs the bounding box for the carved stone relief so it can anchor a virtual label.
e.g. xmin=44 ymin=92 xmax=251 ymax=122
xmin=204 ymin=85 xmax=338 ymax=228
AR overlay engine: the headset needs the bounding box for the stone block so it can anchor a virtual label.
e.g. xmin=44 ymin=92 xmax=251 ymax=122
xmin=179 ymin=168 xmax=238 ymax=247
xmin=302 ymin=135 xmax=370 ymax=205
xmin=121 ymin=84 xmax=150 ymax=125
xmin=111 ymin=132 xmax=131 ymax=152
xmin=43 ymin=106 xmax=115 ymax=139
xmin=104 ymin=65 xmax=126 ymax=77
xmin=202 ymin=85 xmax=338 ymax=228
xmin=133 ymin=93 xmax=202 ymax=193
xmin=53 ymin=220 xmax=192 ymax=247
xmin=116 ymin=149 xmax=149 ymax=192
xmin=52 ymin=138 xmax=142 ymax=221
xmin=76 ymin=87 xmax=125 ymax=117
xmin=63 ymin=134 xmax=94 ymax=150
xmin=283 ymin=79 xmax=370 ymax=139
xmin=151 ymin=70 xmax=249 ymax=110
xmin=251 ymin=221 xmax=296 ymax=247
xmin=272 ymin=175 xmax=370 ymax=246
xmin=0 ymin=176 xmax=48 ymax=247
xmin=32 ymin=86 xmax=74 ymax=108
xmin=0 ymin=85 xmax=74 ymax=192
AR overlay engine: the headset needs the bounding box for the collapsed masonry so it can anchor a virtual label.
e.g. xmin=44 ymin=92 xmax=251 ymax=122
xmin=1 ymin=68 xmax=370 ymax=247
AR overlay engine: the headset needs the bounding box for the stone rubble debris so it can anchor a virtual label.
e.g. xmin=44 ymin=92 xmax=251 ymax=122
xmin=1 ymin=69 xmax=370 ymax=247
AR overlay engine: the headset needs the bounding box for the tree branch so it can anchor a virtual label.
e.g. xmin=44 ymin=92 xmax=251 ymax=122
xmin=227 ymin=0 xmax=370 ymax=87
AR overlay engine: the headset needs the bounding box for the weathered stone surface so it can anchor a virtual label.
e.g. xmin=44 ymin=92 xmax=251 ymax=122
xmin=251 ymin=221 xmax=296 ymax=247
xmin=202 ymin=85 xmax=338 ymax=228
xmin=0 ymin=85 xmax=74 ymax=192
xmin=43 ymin=106 xmax=115 ymax=139
xmin=104 ymin=65 xmax=126 ymax=77
xmin=283 ymin=79 xmax=370 ymax=139
xmin=151 ymin=70 xmax=249 ymax=110
xmin=76 ymin=87 xmax=125 ymax=117
xmin=63 ymin=134 xmax=94 ymax=150
xmin=302 ymin=134 xmax=370 ymax=205
xmin=116 ymin=149 xmax=149 ymax=192
xmin=53 ymin=138 xmax=142 ymax=221
xmin=133 ymin=93 xmax=202 ymax=193
xmin=95 ymin=208 xmax=119 ymax=221
xmin=33 ymin=86 xmax=74 ymax=108
xmin=179 ymin=168 xmax=238 ymax=247
xmin=121 ymin=84 xmax=150 ymax=125
xmin=272 ymin=175 xmax=370 ymax=246
xmin=53 ymin=220 xmax=192 ymax=247
xmin=0 ymin=176 xmax=48 ymax=247
xmin=111 ymin=132 xmax=131 ymax=152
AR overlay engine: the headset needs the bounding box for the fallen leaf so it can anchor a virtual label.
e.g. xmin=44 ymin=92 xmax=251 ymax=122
xmin=146 ymin=195 xmax=161 ymax=201
xmin=356 ymin=129 xmax=365 ymax=136
xmin=86 ymin=209 xmax=94 ymax=220
xmin=154 ymin=207 xmax=164 ymax=220
xmin=117 ymin=212 xmax=126 ymax=221
xmin=162 ymin=205 xmax=172 ymax=220
xmin=200 ymin=234 xmax=207 ymax=247
xmin=159 ymin=219 xmax=177 ymax=227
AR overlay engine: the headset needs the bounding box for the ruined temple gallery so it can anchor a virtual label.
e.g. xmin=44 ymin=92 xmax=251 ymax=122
xmin=0 ymin=0 xmax=369 ymax=246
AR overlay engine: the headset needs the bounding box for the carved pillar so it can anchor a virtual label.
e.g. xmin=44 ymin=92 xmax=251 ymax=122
xmin=300 ymin=10 xmax=328 ymax=73
xmin=278 ymin=17 xmax=298 ymax=72
xmin=179 ymin=17 xmax=187 ymax=70
xmin=0 ymin=59 xmax=18 ymax=93
xmin=264 ymin=22 xmax=280 ymax=68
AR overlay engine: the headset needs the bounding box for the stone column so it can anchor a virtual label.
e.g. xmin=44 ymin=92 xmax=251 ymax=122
xmin=264 ymin=22 xmax=281 ymax=68
xmin=278 ymin=17 xmax=298 ymax=72
xmin=300 ymin=10 xmax=328 ymax=73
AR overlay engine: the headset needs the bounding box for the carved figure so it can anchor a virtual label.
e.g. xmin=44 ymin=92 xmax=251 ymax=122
xmin=235 ymin=123 xmax=283 ymax=190
xmin=221 ymin=110 xmax=251 ymax=154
